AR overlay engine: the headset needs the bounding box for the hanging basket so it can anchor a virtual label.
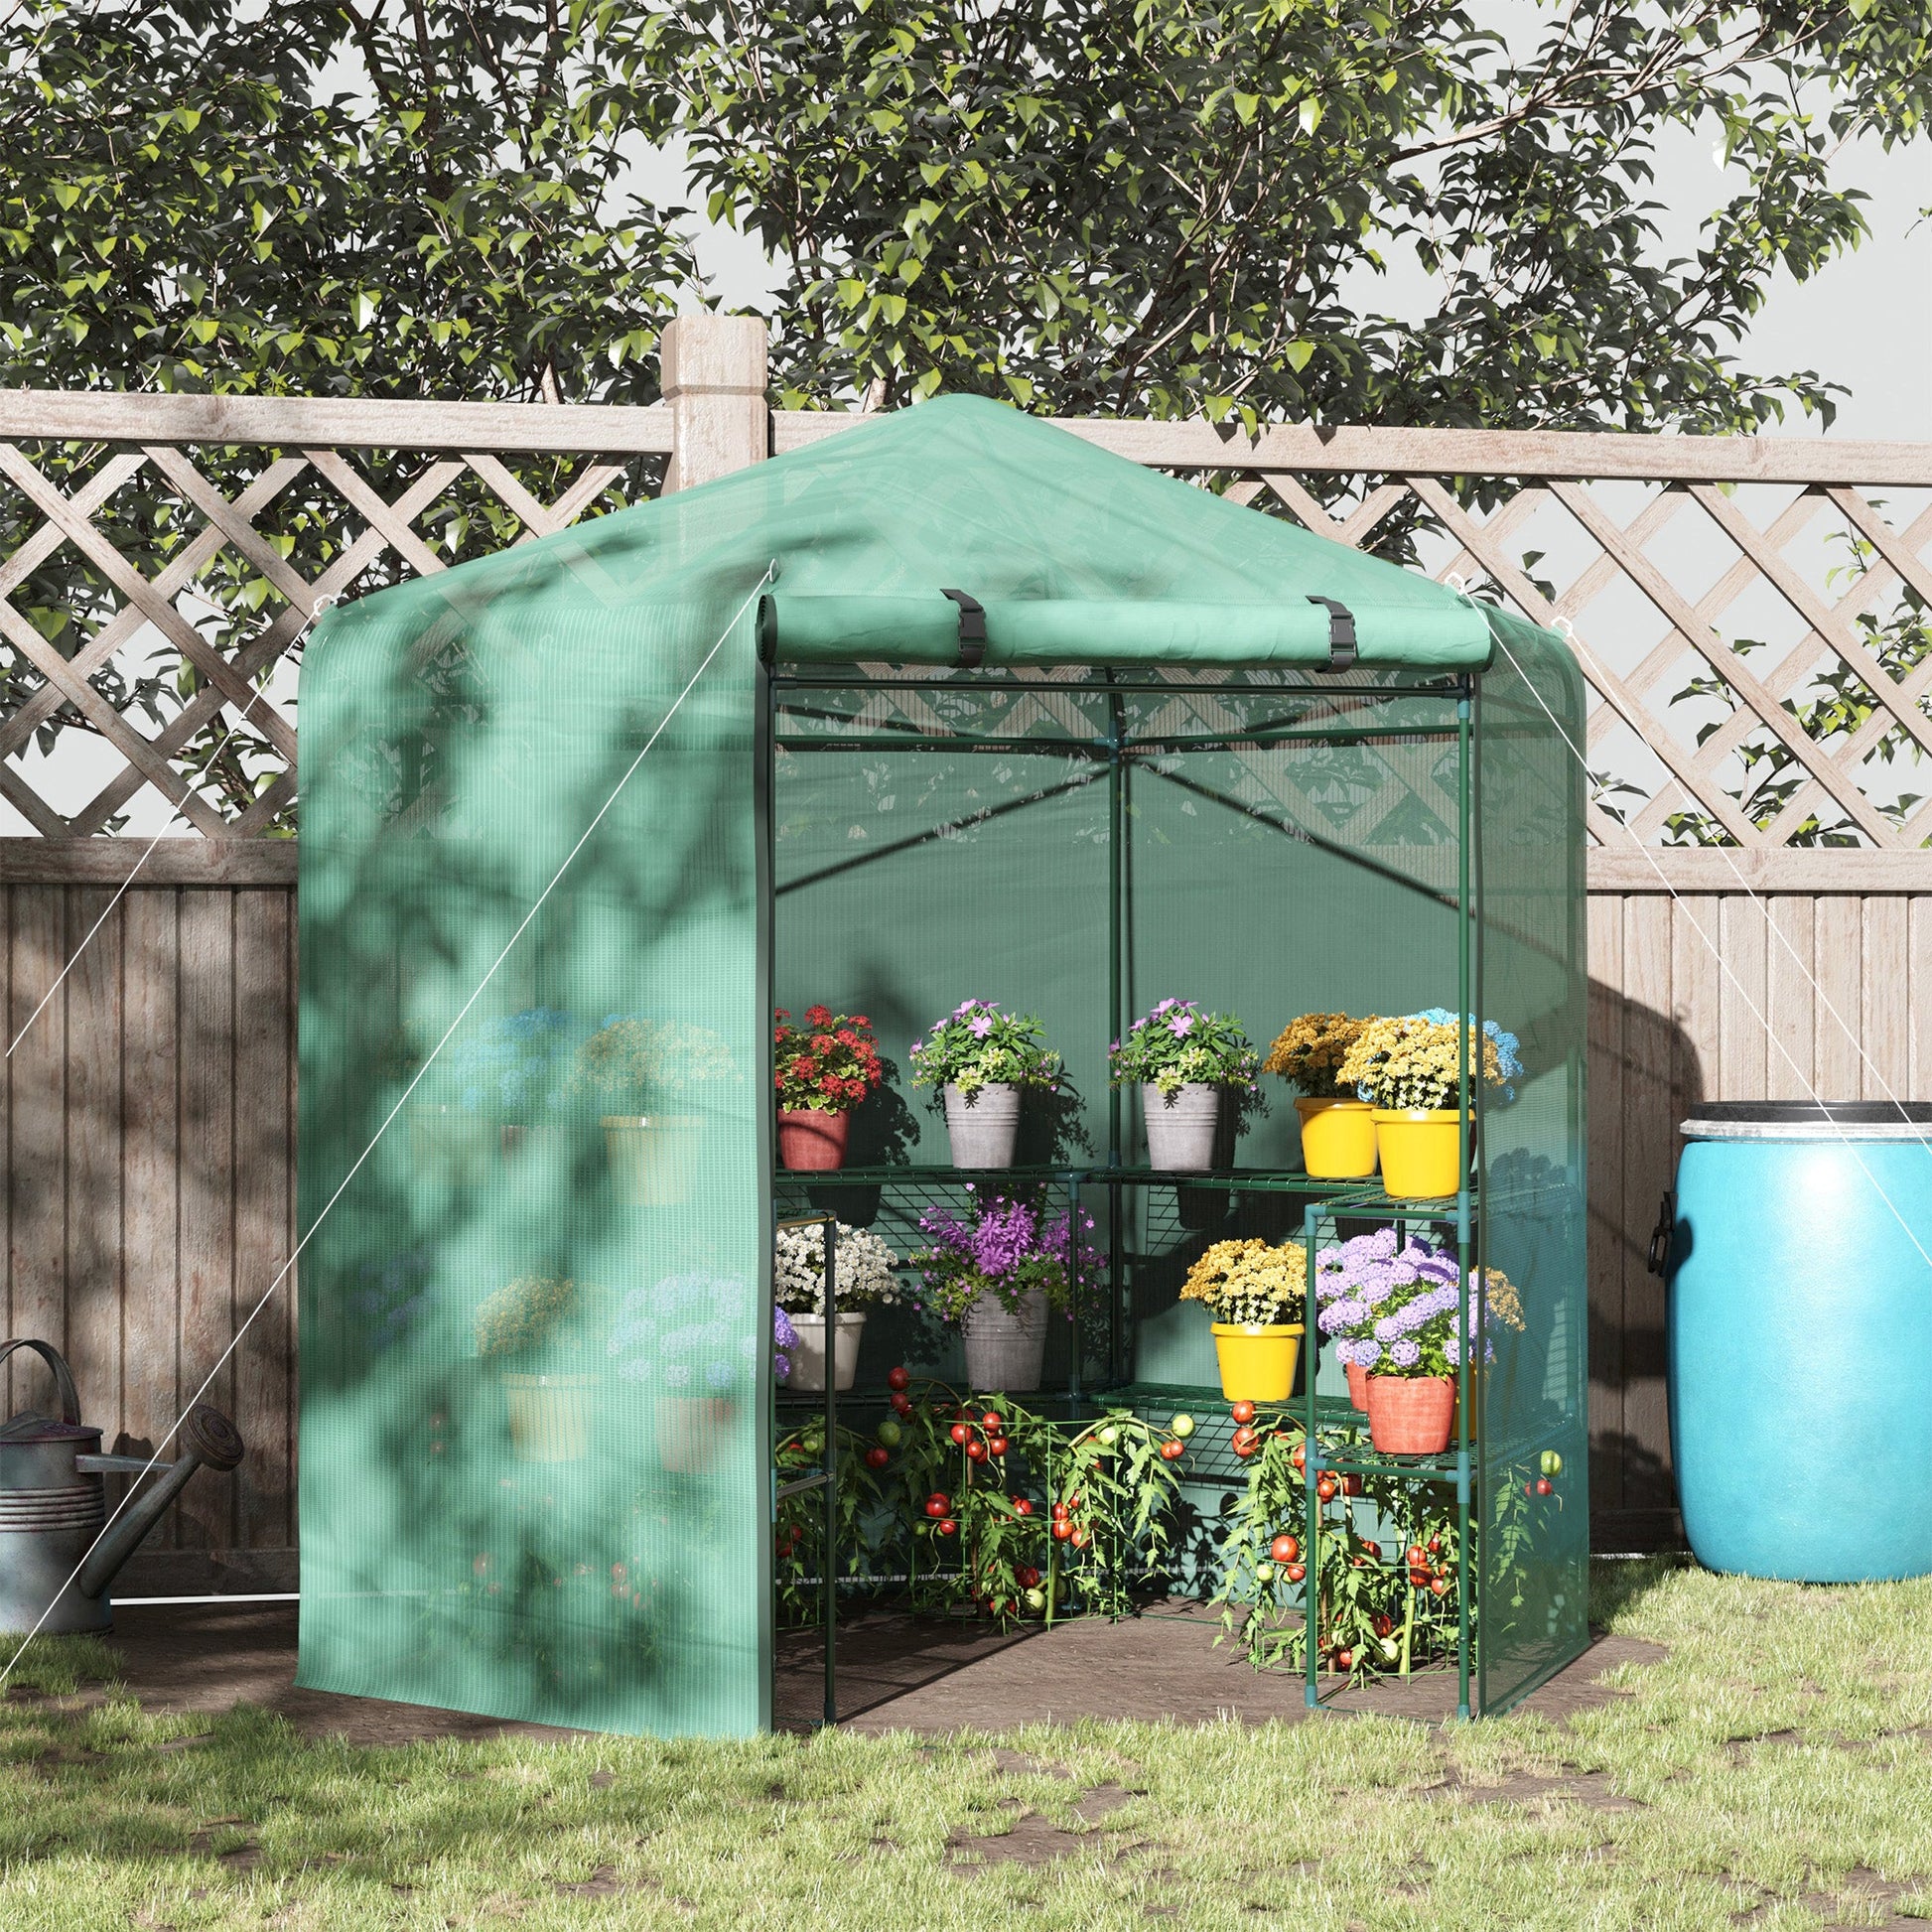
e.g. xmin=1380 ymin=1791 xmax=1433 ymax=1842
xmin=1296 ymin=1098 xmax=1378 ymax=1179
xmin=1210 ymin=1322 xmax=1303 ymax=1403
xmin=777 ymin=1107 xmax=851 ymax=1172
xmin=1373 ymin=1109 xmax=1462 ymax=1199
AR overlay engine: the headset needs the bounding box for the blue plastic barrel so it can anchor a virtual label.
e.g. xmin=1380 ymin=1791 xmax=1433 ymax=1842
xmin=1667 ymin=1102 xmax=1932 ymax=1581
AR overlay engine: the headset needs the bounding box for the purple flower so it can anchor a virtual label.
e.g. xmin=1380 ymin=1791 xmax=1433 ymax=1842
xmin=1169 ymin=1015 xmax=1194 ymax=1037
xmin=1388 ymin=1337 xmax=1422 ymax=1368
xmin=1155 ymin=998 xmax=1176 ymax=1013
xmin=954 ymin=1001 xmax=976 ymax=1018
xmin=910 ymin=1039 xmax=923 ymax=1055
xmin=1355 ymin=1338 xmax=1383 ymax=1368
xmin=969 ymin=1016 xmax=994 ymax=1038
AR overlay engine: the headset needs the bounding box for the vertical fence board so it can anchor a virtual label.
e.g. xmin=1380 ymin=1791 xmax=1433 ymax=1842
xmin=233 ymin=888 xmax=295 ymax=1553
xmin=1862 ymin=897 xmax=1910 ymax=1103
xmin=120 ymin=890 xmax=180 ymax=1534
xmin=6 ymin=890 xmax=66 ymax=1416
xmin=1586 ymin=892 xmax=1624 ymax=1513
xmin=1618 ymin=896 xmax=1675 ymax=1514
xmin=1814 ymin=897 xmax=1865 ymax=1098
xmin=1766 ymin=897 xmax=1818 ymax=1100
xmin=177 ymin=889 xmax=234 ymax=1551
xmin=1719 ymin=896 xmax=1768 ymax=1098
xmin=65 ymin=890 xmax=123 ymax=1446
xmin=1914 ymin=899 xmax=1932 ymax=1100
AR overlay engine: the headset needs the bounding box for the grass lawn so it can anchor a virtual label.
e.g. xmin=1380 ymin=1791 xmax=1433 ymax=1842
xmin=2 ymin=1559 xmax=1930 ymax=1930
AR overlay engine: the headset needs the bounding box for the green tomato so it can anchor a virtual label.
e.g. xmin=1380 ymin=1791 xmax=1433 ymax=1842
xmin=1255 ymin=1560 xmax=1274 ymax=1583
xmin=1540 ymin=1449 xmax=1564 ymax=1478
xmin=876 ymin=1418 xmax=903 ymax=1449
xmin=1097 ymin=1425 xmax=1120 ymax=1449
xmin=1023 ymin=1587 xmax=1046 ymax=1613
xmin=1170 ymin=1413 xmax=1196 ymax=1440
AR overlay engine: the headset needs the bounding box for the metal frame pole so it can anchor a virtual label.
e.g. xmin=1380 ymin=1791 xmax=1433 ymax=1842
xmin=822 ymin=1217 xmax=839 ymax=1726
xmin=1454 ymin=679 xmax=1474 ymax=1723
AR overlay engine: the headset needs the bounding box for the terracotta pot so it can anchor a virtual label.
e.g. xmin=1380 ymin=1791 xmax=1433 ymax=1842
xmin=1345 ymin=1357 xmax=1370 ymax=1412
xmin=778 ymin=1107 xmax=851 ymax=1172
xmin=1364 ymin=1374 xmax=1456 ymax=1454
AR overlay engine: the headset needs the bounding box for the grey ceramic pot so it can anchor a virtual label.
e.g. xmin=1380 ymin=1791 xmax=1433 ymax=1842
xmin=1141 ymin=1081 xmax=1223 ymax=1172
xmin=944 ymin=1082 xmax=1023 ymax=1169
xmin=961 ymin=1285 xmax=1047 ymax=1392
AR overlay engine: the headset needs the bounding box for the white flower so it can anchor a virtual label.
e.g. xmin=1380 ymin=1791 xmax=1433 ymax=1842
xmin=773 ymin=1221 xmax=901 ymax=1313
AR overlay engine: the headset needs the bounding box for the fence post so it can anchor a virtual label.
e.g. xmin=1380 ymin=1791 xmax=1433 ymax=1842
xmin=659 ymin=314 xmax=769 ymax=488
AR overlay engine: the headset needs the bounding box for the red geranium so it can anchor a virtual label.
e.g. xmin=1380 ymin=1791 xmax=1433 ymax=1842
xmin=773 ymin=1007 xmax=887 ymax=1114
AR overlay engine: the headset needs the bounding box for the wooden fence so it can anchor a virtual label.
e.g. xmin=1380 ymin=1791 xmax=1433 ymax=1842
xmin=4 ymin=314 xmax=1929 ymax=1580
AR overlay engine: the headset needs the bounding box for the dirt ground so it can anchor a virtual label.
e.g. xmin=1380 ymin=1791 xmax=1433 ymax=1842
xmin=90 ymin=1597 xmax=1665 ymax=1743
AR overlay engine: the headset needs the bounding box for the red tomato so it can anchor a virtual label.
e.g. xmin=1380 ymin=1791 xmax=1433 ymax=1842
xmin=950 ymin=1423 xmax=971 ymax=1447
xmin=1070 ymin=1527 xmax=1089 ymax=1548
xmin=1232 ymin=1428 xmax=1260 ymax=1459
xmin=1269 ymin=1534 xmax=1299 ymax=1564
xmin=1362 ymin=1540 xmax=1381 ymax=1558
xmin=1016 ymin=1566 xmax=1040 ymax=1588
xmin=1291 ymin=1443 xmax=1308 ymax=1471
xmin=982 ymin=1412 xmax=1003 ymax=1431
xmin=1341 ymin=1474 xmax=1364 ymax=1498
xmin=1333 ymin=1648 xmax=1353 ymax=1672
xmin=1050 ymin=1501 xmax=1070 ymax=1521
xmin=890 ymin=1392 xmax=913 ymax=1416
xmin=1160 ymin=1440 xmax=1185 ymax=1461
xmin=1315 ymin=1475 xmax=1338 ymax=1502
xmin=1535 ymin=1477 xmax=1555 ymax=1497
xmin=864 ymin=1447 xmax=890 ymax=1469
xmin=966 ymin=1441 xmax=989 ymax=1462
xmin=1410 ymin=1569 xmax=1432 ymax=1589
xmin=988 ymin=1436 xmax=1010 ymax=1456
xmin=1013 ymin=1498 xmax=1035 ymax=1516
xmin=1285 ymin=1562 xmax=1307 ymax=1583
xmin=1428 ymin=1537 xmax=1442 ymax=1554
xmin=1372 ymin=1613 xmax=1394 ymax=1638
xmin=887 ymin=1365 xmax=911 ymax=1392
xmin=1230 ymin=1401 xmax=1257 ymax=1425
xmin=925 ymin=1494 xmax=950 ymax=1517
xmin=1430 ymin=1577 xmax=1449 ymax=1597
xmin=938 ymin=1518 xmax=958 ymax=1537
xmin=1405 ymin=1546 xmax=1426 ymax=1566
xmin=1051 ymin=1521 xmax=1074 ymax=1542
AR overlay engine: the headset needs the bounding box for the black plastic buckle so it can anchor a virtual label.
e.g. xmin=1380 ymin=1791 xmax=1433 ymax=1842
xmin=1307 ymin=595 xmax=1357 ymax=672
xmin=941 ymin=589 xmax=987 ymax=670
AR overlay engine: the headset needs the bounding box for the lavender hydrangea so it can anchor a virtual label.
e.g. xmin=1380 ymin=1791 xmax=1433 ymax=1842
xmin=1314 ymin=1233 xmax=1501 ymax=1379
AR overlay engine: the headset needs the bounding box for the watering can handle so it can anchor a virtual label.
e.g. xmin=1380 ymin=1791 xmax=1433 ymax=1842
xmin=0 ymin=1337 xmax=82 ymax=1424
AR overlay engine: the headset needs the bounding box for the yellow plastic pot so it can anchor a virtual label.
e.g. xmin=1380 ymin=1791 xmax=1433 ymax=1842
xmin=1210 ymin=1322 xmax=1304 ymax=1403
xmin=1373 ymin=1109 xmax=1463 ymax=1199
xmin=1295 ymin=1097 xmax=1378 ymax=1179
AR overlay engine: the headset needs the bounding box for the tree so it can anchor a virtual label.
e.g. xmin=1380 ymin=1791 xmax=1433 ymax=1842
xmin=1 ymin=0 xmax=694 ymax=825
xmin=661 ymin=0 xmax=1930 ymax=431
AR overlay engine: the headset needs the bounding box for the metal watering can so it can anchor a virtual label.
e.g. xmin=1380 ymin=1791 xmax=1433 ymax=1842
xmin=0 ymin=1338 xmax=245 ymax=1635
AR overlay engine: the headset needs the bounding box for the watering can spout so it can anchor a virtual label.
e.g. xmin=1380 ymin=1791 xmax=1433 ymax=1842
xmin=73 ymin=1406 xmax=246 ymax=1602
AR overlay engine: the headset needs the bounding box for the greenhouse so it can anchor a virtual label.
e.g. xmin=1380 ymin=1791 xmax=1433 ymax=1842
xmin=296 ymin=395 xmax=1587 ymax=1735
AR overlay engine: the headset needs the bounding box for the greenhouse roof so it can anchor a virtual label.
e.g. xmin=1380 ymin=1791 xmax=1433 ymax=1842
xmin=320 ymin=393 xmax=1555 ymax=673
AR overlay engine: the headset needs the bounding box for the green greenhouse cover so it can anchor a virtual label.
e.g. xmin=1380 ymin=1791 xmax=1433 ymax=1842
xmin=298 ymin=393 xmax=1583 ymax=1737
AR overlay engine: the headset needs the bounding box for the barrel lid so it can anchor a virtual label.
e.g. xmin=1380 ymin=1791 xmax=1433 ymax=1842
xmin=1682 ymin=1101 xmax=1932 ymax=1142
xmin=0 ymin=1410 xmax=100 ymax=1445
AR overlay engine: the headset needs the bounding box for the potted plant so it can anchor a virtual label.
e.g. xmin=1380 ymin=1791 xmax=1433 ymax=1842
xmin=575 ymin=1016 xmax=739 ymax=1206
xmin=773 ymin=1219 xmax=902 ymax=1390
xmin=1263 ymin=1013 xmax=1376 ymax=1179
xmin=607 ymin=1271 xmax=756 ymax=1472
xmin=1178 ymin=1238 xmax=1308 ymax=1401
xmin=909 ymin=1000 xmax=1062 ymax=1169
xmin=912 ymin=1190 xmax=1101 ymax=1393
xmin=773 ymin=1007 xmax=886 ymax=1171
xmin=474 ymin=1273 xmax=603 ymax=1463
xmin=1109 ymin=1000 xmax=1260 ymax=1173
xmin=416 ymin=1008 xmax=577 ymax=1185
xmin=1336 ymin=1009 xmax=1522 ymax=1198
xmin=1317 ymin=1236 xmax=1523 ymax=1452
